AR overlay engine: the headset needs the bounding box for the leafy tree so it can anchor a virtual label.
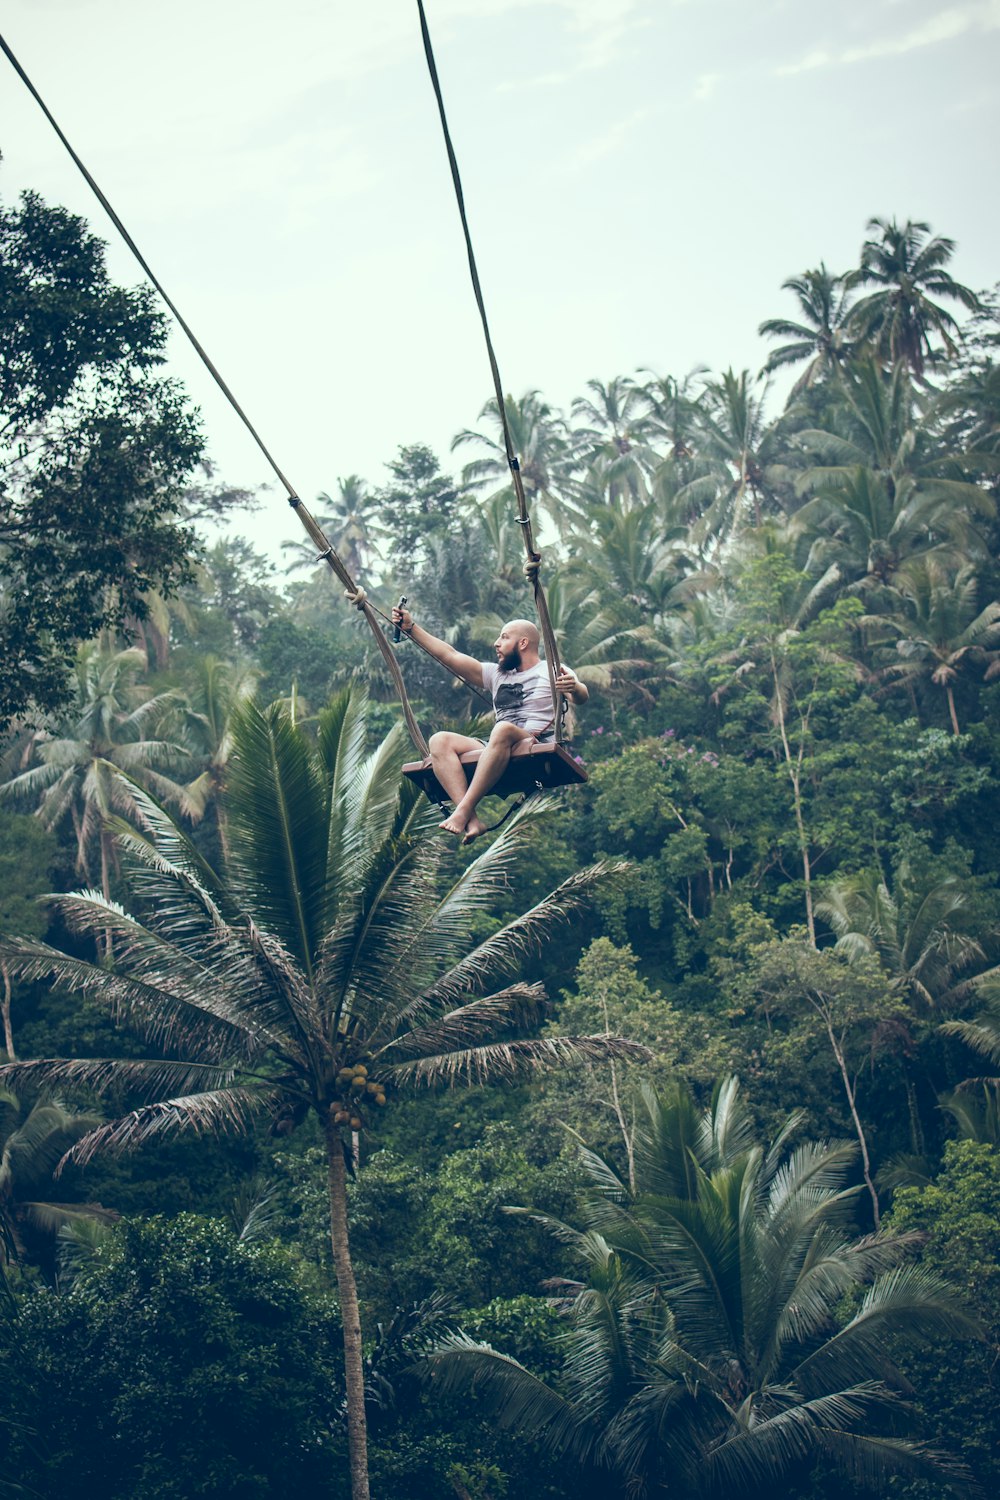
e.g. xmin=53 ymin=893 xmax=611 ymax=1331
xmin=678 ymin=369 xmax=783 ymax=546
xmin=176 ymin=654 xmax=259 ymax=864
xmin=792 ymin=358 xmax=993 ymax=569
xmin=0 ymin=689 xmax=642 ymax=1500
xmin=0 ymin=188 xmax=203 ymax=725
xmin=703 ymin=555 xmax=864 ymax=943
xmin=1 ymin=1214 xmax=345 ymax=1498
xmin=888 ymin=1141 xmax=1000 ymax=1494
xmin=426 ymin=1079 xmax=975 ymax=1498
xmin=817 ymin=863 xmax=989 ymax=1013
xmin=748 ymin=936 xmax=906 ymax=1224
xmin=374 ymin=444 xmax=463 ymax=572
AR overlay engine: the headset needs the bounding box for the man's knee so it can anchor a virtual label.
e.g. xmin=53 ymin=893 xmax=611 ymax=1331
xmin=488 ymin=722 xmax=523 ymax=746
xmin=429 ymin=731 xmax=457 ymax=756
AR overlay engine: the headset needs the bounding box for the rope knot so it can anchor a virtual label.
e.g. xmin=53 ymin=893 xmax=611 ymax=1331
xmin=523 ymin=556 xmax=541 ymax=582
xmin=344 ymin=586 xmax=368 ymax=609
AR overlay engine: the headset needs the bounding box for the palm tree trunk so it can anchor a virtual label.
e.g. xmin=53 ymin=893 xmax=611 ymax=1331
xmin=946 ymin=684 xmax=961 ymax=736
xmin=324 ymin=1110 xmax=370 ymax=1500
xmin=1 ymin=963 xmax=15 ymax=1061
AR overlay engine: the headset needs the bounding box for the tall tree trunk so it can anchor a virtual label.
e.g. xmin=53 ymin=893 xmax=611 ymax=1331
xmin=946 ymin=684 xmax=961 ymax=737
xmin=770 ymin=650 xmax=816 ymax=946
xmin=324 ymin=1111 xmax=370 ymax=1500
xmin=820 ymin=1009 xmax=880 ymax=1227
xmin=1 ymin=963 xmax=15 ymax=1061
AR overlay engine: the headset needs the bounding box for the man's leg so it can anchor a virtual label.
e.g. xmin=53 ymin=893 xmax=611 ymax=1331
xmin=429 ymin=730 xmax=485 ymax=811
xmin=439 ymin=723 xmax=533 ymax=841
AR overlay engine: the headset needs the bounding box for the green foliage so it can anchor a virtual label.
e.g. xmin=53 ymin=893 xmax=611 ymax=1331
xmin=888 ymin=1141 xmax=1000 ymax=1493
xmin=0 ymin=1214 xmax=345 ymax=1498
xmin=374 ymin=444 xmax=463 ymax=572
xmin=0 ymin=188 xmax=203 ymax=726
xmin=426 ymin=1080 xmax=977 ymax=1497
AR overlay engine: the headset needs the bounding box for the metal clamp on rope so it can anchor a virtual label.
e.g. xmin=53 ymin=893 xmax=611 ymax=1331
xmin=288 ymin=495 xmax=302 ymax=508
xmin=344 ymin=586 xmax=368 ymax=609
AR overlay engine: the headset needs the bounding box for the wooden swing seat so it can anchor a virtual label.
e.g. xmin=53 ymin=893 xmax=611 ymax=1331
xmin=402 ymin=741 xmax=588 ymax=804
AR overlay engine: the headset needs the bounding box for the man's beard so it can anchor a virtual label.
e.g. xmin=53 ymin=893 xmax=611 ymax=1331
xmin=497 ymin=647 xmax=522 ymax=673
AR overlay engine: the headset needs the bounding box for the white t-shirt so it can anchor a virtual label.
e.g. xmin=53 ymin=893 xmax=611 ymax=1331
xmin=480 ymin=660 xmax=554 ymax=736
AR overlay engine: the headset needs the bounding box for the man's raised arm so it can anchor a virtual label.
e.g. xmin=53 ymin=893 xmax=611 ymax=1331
xmin=390 ymin=605 xmax=485 ymax=691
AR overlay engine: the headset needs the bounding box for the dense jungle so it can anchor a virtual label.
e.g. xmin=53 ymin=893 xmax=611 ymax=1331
xmin=1 ymin=184 xmax=999 ymax=1499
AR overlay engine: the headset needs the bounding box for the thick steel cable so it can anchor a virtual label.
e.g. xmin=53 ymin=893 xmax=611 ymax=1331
xmin=0 ymin=28 xmax=431 ymax=757
xmin=414 ymin=0 xmax=567 ymax=742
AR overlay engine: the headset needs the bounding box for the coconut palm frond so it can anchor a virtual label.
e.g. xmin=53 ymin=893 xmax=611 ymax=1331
xmin=19 ymin=1200 xmax=119 ymax=1234
xmin=103 ymin=772 xmax=234 ymax=916
xmin=815 ymin=1427 xmax=976 ymax=1495
xmin=790 ymin=1265 xmax=981 ymax=1393
xmin=0 ymin=1057 xmax=244 ymax=1113
xmin=418 ymin=1334 xmax=592 ymax=1461
xmin=316 ymin=689 xmax=372 ymax=892
xmin=941 ymin=1014 xmax=1000 ymax=1066
xmin=379 ymin=983 xmax=551 ymax=1061
xmin=388 ymin=1034 xmax=649 ymax=1089
xmin=342 ymin=721 xmax=417 ymax=877
xmin=61 ymin=1085 xmax=276 ymax=1169
xmin=701 ymin=1383 xmax=898 ymax=1489
xmin=0 ymin=933 xmax=266 ymax=1063
xmin=430 ymin=860 xmax=630 ymax=1008
xmin=224 ymin=700 xmax=330 ymax=980
xmin=1 ymin=1100 xmax=104 ymax=1188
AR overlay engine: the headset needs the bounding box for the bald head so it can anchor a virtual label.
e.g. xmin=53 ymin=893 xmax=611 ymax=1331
xmin=494 ymin=618 xmax=541 ymax=672
xmin=504 ymin=620 xmax=539 ymax=649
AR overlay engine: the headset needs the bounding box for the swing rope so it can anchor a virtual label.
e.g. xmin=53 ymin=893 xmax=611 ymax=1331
xmin=0 ymin=27 xmax=431 ymax=758
xmin=415 ymin=0 xmax=568 ymax=744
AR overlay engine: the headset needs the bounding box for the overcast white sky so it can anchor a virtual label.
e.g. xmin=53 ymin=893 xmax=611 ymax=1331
xmin=2 ymin=0 xmax=998 ymax=565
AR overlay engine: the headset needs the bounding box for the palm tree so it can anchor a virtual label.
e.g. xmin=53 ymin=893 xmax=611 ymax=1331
xmin=677 ymin=370 xmax=783 ymax=547
xmin=0 ymin=689 xmax=643 ymax=1500
xmin=425 ymin=1078 xmax=974 ymax=1497
xmin=871 ymin=559 xmax=1000 ymax=733
xmin=817 ymin=864 xmax=988 ymax=1014
xmin=452 ymin=390 xmax=574 ymax=534
xmin=0 ymin=1089 xmax=113 ymax=1274
xmin=570 ymin=377 xmax=659 ymax=501
xmin=283 ymin=476 xmax=382 ymax=578
xmin=848 ymin=219 xmax=982 ymax=378
xmin=792 ymin=359 xmax=994 ymax=595
xmin=178 ymin=654 xmax=259 ymax=863
xmin=759 ymin=264 xmax=856 ymax=393
xmin=0 ymin=644 xmax=198 ymax=904
xmin=817 ymin=864 xmax=995 ymax=1154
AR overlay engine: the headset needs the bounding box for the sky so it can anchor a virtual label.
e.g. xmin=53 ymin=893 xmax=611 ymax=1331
xmin=2 ymin=0 xmax=998 ymax=568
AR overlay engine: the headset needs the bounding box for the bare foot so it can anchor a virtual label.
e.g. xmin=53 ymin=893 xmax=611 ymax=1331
xmin=439 ymin=809 xmax=470 ymax=836
xmin=461 ymin=815 xmax=488 ymax=846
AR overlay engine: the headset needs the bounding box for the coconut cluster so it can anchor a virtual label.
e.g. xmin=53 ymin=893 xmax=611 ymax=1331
xmin=332 ymin=1062 xmax=387 ymax=1131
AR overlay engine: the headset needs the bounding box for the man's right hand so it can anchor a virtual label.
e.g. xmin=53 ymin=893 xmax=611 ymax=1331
xmin=392 ymin=605 xmax=414 ymax=634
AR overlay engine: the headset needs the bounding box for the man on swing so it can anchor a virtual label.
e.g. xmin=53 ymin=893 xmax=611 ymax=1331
xmin=391 ymin=605 xmax=588 ymax=843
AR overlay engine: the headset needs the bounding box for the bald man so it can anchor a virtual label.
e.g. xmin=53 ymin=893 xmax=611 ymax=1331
xmin=391 ymin=607 xmax=588 ymax=842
